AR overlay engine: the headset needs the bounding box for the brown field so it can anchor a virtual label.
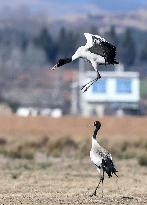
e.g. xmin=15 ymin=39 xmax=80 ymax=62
xmin=0 ymin=116 xmax=146 ymax=139
xmin=0 ymin=116 xmax=147 ymax=205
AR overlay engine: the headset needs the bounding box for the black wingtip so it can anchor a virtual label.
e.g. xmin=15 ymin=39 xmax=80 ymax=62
xmin=114 ymin=60 xmax=119 ymax=64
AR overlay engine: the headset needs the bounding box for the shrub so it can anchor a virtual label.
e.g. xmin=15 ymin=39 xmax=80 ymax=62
xmin=47 ymin=136 xmax=78 ymax=157
xmin=138 ymin=154 xmax=147 ymax=166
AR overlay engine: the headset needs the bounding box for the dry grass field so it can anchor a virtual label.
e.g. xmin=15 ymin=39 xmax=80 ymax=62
xmin=0 ymin=116 xmax=147 ymax=205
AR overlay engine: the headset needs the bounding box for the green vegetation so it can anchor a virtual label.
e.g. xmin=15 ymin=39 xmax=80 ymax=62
xmin=0 ymin=26 xmax=147 ymax=68
xmin=0 ymin=147 xmax=34 ymax=160
xmin=138 ymin=153 xmax=147 ymax=166
xmin=0 ymin=25 xmax=147 ymax=109
xmin=140 ymin=79 xmax=147 ymax=98
xmin=120 ymin=29 xmax=136 ymax=67
xmin=0 ymin=134 xmax=147 ymax=165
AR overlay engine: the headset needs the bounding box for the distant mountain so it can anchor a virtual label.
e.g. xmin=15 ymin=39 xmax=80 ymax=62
xmin=49 ymin=8 xmax=147 ymax=33
xmin=0 ymin=1 xmax=147 ymax=33
xmin=1 ymin=0 xmax=147 ymax=19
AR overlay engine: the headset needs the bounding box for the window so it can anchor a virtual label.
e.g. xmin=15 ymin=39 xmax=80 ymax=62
xmin=92 ymin=79 xmax=107 ymax=93
xmin=116 ymin=78 xmax=132 ymax=93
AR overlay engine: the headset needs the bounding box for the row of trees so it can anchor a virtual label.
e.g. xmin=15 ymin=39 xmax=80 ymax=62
xmin=0 ymin=25 xmax=147 ymax=111
xmin=32 ymin=26 xmax=147 ymax=68
xmin=0 ymin=26 xmax=147 ymax=71
xmin=33 ymin=27 xmax=80 ymax=64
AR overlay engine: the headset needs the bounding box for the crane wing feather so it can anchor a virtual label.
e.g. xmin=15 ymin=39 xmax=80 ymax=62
xmin=84 ymin=33 xmax=118 ymax=64
xmin=84 ymin=33 xmax=106 ymax=48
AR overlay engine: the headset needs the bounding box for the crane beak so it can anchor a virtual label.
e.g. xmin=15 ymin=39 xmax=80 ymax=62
xmin=49 ymin=64 xmax=57 ymax=70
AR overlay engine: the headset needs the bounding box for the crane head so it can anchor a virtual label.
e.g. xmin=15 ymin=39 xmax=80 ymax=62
xmin=94 ymin=121 xmax=101 ymax=129
xmin=49 ymin=58 xmax=72 ymax=70
xmin=89 ymin=120 xmax=101 ymax=129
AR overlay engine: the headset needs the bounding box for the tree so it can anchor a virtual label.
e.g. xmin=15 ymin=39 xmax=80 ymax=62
xmin=121 ymin=29 xmax=136 ymax=67
xmin=108 ymin=26 xmax=118 ymax=46
xmin=57 ymin=27 xmax=67 ymax=58
xmin=21 ymin=37 xmax=29 ymax=51
xmin=57 ymin=27 xmax=79 ymax=59
xmin=104 ymin=26 xmax=118 ymax=46
xmin=89 ymin=25 xmax=99 ymax=35
xmin=140 ymin=40 xmax=147 ymax=63
xmin=34 ymin=28 xmax=57 ymax=63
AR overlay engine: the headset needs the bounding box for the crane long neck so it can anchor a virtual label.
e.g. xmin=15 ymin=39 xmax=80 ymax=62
xmin=92 ymin=126 xmax=99 ymax=140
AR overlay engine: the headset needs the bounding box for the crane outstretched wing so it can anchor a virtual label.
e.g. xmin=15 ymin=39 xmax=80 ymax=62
xmin=84 ymin=33 xmax=118 ymax=64
xmin=84 ymin=33 xmax=106 ymax=48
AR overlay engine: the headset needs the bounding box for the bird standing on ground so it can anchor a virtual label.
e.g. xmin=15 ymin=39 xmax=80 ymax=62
xmin=50 ymin=33 xmax=119 ymax=92
xmin=90 ymin=121 xmax=118 ymax=197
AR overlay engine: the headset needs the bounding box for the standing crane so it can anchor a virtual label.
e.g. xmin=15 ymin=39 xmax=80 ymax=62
xmin=90 ymin=120 xmax=118 ymax=197
xmin=50 ymin=33 xmax=119 ymax=92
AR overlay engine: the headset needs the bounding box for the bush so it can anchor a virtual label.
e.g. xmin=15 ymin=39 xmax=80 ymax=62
xmin=47 ymin=136 xmax=78 ymax=157
xmin=77 ymin=138 xmax=90 ymax=159
xmin=138 ymin=154 xmax=147 ymax=166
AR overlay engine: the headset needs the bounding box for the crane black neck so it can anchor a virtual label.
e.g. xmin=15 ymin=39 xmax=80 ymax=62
xmin=92 ymin=126 xmax=100 ymax=139
xmin=57 ymin=58 xmax=72 ymax=67
xmin=92 ymin=121 xmax=101 ymax=139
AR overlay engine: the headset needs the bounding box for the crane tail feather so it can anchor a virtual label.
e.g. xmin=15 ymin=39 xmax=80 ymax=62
xmin=102 ymin=157 xmax=118 ymax=178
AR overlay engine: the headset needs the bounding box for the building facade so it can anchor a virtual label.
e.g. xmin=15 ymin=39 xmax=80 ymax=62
xmin=71 ymin=69 xmax=140 ymax=116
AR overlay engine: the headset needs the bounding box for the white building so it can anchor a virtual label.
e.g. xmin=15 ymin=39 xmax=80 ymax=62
xmin=16 ymin=107 xmax=62 ymax=117
xmin=71 ymin=64 xmax=140 ymax=116
xmin=16 ymin=107 xmax=38 ymax=117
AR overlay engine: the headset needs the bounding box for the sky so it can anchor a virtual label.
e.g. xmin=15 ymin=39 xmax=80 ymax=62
xmin=0 ymin=0 xmax=147 ymax=18
xmin=91 ymin=0 xmax=147 ymax=11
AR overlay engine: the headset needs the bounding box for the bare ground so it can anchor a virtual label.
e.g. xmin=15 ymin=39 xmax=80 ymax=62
xmin=0 ymin=116 xmax=146 ymax=205
xmin=0 ymin=157 xmax=146 ymax=205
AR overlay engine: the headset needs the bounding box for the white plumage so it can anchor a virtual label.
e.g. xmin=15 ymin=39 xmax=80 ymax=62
xmin=50 ymin=33 xmax=119 ymax=92
xmin=89 ymin=121 xmax=118 ymax=197
xmin=84 ymin=33 xmax=107 ymax=48
xmin=72 ymin=33 xmax=107 ymax=66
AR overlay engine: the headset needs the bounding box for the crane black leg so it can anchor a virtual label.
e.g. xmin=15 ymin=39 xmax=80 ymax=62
xmin=81 ymin=71 xmax=101 ymax=93
xmin=89 ymin=171 xmax=104 ymax=197
xmin=101 ymin=170 xmax=105 ymax=198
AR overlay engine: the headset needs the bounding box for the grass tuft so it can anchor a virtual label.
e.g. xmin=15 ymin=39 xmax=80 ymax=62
xmin=138 ymin=153 xmax=147 ymax=166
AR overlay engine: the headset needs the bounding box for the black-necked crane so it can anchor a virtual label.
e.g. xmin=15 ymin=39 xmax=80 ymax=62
xmin=89 ymin=120 xmax=118 ymax=197
xmin=50 ymin=33 xmax=119 ymax=92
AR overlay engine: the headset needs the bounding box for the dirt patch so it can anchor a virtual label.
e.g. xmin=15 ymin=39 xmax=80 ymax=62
xmin=0 ymin=116 xmax=146 ymax=204
xmin=0 ymin=157 xmax=146 ymax=205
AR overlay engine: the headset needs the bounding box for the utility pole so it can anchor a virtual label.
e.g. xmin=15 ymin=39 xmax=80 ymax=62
xmin=78 ymin=58 xmax=85 ymax=115
xmin=71 ymin=59 xmax=85 ymax=115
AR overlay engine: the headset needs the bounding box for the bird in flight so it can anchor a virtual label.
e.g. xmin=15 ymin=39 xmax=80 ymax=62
xmin=50 ymin=33 xmax=119 ymax=92
xmin=89 ymin=121 xmax=118 ymax=197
